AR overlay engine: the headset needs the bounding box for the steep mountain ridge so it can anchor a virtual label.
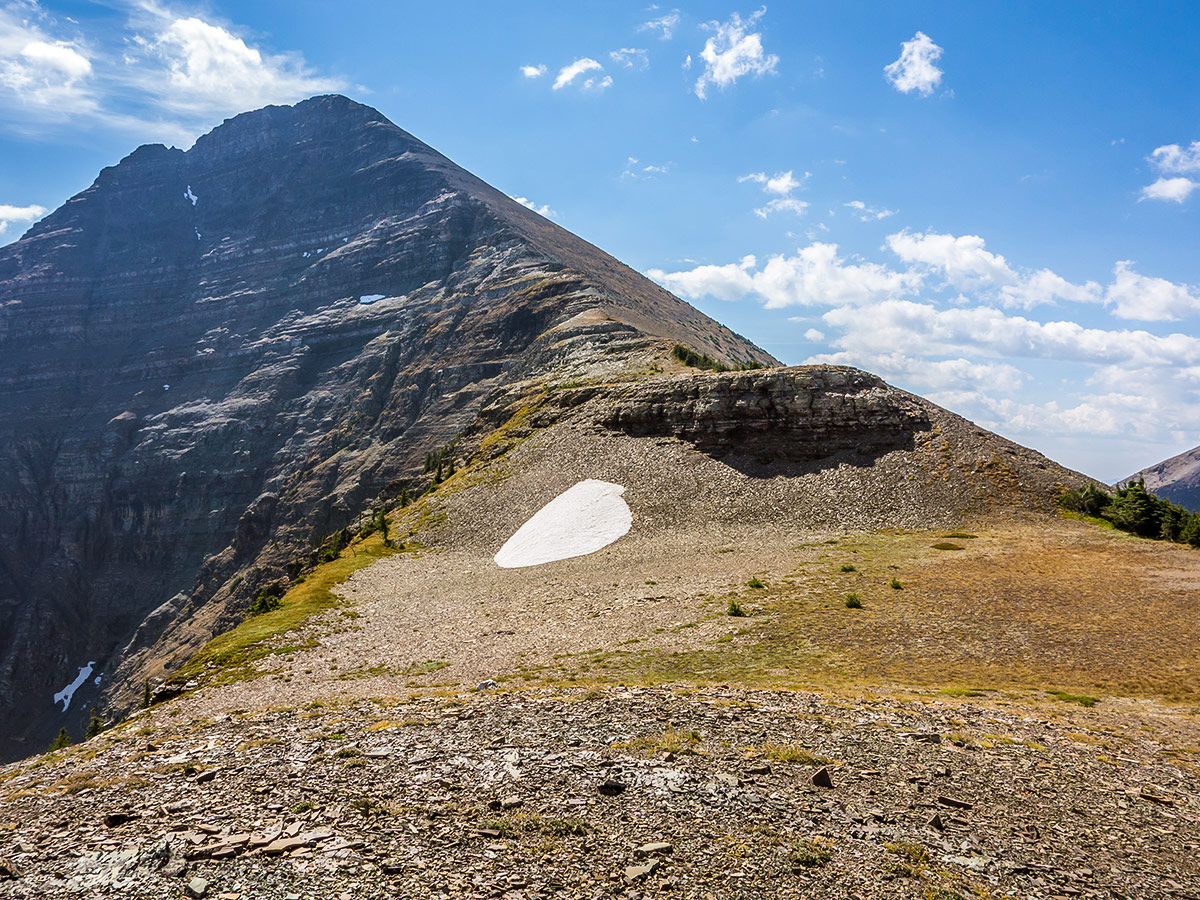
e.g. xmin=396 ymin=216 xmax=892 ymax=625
xmin=0 ymin=95 xmax=770 ymax=759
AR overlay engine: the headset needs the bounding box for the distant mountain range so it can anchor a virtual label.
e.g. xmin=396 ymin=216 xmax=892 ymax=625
xmin=1128 ymin=445 xmax=1200 ymax=511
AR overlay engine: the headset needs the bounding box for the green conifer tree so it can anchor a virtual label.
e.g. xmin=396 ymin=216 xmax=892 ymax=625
xmin=85 ymin=708 xmax=104 ymax=739
xmin=49 ymin=727 xmax=71 ymax=751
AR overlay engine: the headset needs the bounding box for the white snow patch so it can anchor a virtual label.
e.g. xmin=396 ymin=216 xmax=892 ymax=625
xmin=184 ymin=185 xmax=197 ymax=206
xmin=303 ymin=251 xmax=310 ymax=258
xmin=494 ymin=479 xmax=632 ymax=568
xmin=93 ymin=675 xmax=102 ymax=685
xmin=53 ymin=662 xmax=96 ymax=712
xmin=359 ymin=294 xmax=386 ymax=305
xmin=195 ymin=228 xmax=202 ymax=240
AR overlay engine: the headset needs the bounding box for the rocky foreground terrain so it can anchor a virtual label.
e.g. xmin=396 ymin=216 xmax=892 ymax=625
xmin=1 ymin=685 xmax=1197 ymax=900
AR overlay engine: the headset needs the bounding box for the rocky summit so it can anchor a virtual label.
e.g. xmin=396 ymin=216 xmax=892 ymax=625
xmin=1 ymin=95 xmax=1198 ymax=900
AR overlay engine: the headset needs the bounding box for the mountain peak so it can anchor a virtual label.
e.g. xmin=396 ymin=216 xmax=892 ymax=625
xmin=0 ymin=96 xmax=771 ymax=759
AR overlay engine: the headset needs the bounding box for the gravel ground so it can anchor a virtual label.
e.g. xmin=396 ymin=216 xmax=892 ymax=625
xmin=1 ymin=686 xmax=1196 ymax=900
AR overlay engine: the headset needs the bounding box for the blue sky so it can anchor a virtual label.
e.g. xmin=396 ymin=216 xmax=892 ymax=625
xmin=2 ymin=1 xmax=1198 ymax=481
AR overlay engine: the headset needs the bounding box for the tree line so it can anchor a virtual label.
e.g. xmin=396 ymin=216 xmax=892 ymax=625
xmin=1058 ymin=479 xmax=1200 ymax=546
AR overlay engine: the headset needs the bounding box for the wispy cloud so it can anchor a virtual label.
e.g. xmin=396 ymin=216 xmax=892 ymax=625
xmin=553 ymin=57 xmax=603 ymax=90
xmin=738 ymin=168 xmax=808 ymax=217
xmin=510 ymin=195 xmax=556 ymax=218
xmin=844 ymin=200 xmax=896 ymax=221
xmin=622 ymin=156 xmax=671 ymax=179
xmin=609 ymin=48 xmax=648 ymax=70
xmin=637 ymin=11 xmax=680 ymax=40
xmin=694 ymin=8 xmax=779 ymax=100
xmin=519 ymin=64 xmax=547 ymax=79
xmin=884 ymin=31 xmax=944 ymax=97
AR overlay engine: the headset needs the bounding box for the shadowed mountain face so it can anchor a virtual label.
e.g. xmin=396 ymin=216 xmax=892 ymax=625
xmin=1130 ymin=445 xmax=1200 ymax=512
xmin=0 ymin=95 xmax=773 ymax=760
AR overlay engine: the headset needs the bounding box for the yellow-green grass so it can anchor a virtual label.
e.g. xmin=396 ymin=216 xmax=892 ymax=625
xmin=613 ymin=726 xmax=704 ymax=755
xmin=515 ymin=524 xmax=1200 ymax=706
xmin=174 ymin=527 xmax=402 ymax=687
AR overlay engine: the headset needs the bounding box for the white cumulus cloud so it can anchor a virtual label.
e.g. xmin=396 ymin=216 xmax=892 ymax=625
xmin=0 ymin=5 xmax=95 ymax=114
xmin=1150 ymin=141 xmax=1200 ymax=174
xmin=134 ymin=15 xmax=344 ymax=118
xmin=884 ymin=31 xmax=943 ymax=97
xmin=520 ymin=64 xmax=547 ymax=79
xmin=1139 ymin=140 xmax=1200 ymax=202
xmin=887 ymin=230 xmax=1016 ymax=289
xmin=694 ymin=8 xmax=779 ymax=100
xmin=1104 ymin=260 xmax=1200 ymax=321
xmin=1140 ymin=176 xmax=1198 ymax=203
xmin=0 ymin=202 xmax=48 ymax=234
xmin=740 ymin=169 xmax=803 ymax=195
xmin=652 ymin=243 xmax=919 ymax=308
xmin=553 ymin=57 xmax=603 ymax=90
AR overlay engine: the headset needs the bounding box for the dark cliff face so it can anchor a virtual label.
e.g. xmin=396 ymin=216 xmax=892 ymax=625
xmin=0 ymin=95 xmax=772 ymax=760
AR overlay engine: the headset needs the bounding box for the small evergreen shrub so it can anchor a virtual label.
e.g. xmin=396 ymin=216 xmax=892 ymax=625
xmin=727 ymin=599 xmax=746 ymax=617
xmin=747 ymin=576 xmax=765 ymax=589
xmin=247 ymin=589 xmax=282 ymax=616
xmin=844 ymin=593 xmax=863 ymax=609
xmin=890 ymin=577 xmax=903 ymax=590
xmin=85 ymin=709 xmax=104 ymax=739
xmin=48 ymin=727 xmax=71 ymax=752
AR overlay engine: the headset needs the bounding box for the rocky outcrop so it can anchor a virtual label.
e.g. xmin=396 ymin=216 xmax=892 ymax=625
xmin=0 ymin=95 xmax=773 ymax=760
xmin=592 ymin=368 xmax=930 ymax=464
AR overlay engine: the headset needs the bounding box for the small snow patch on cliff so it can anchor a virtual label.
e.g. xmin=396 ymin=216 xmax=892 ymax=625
xmin=359 ymin=294 xmax=386 ymax=305
xmin=53 ymin=662 xmax=96 ymax=712
xmin=494 ymin=480 xmax=632 ymax=568
xmin=184 ymin=185 xmax=197 ymax=206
